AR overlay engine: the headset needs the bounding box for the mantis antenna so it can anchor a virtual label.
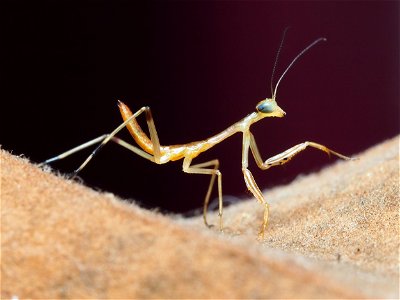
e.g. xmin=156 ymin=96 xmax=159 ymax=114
xmin=272 ymin=37 xmax=327 ymax=99
xmin=270 ymin=27 xmax=290 ymax=97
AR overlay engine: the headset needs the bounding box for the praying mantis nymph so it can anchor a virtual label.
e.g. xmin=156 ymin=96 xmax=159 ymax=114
xmin=40 ymin=34 xmax=352 ymax=239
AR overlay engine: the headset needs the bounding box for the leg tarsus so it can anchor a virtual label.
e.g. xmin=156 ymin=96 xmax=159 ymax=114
xmin=257 ymin=202 xmax=269 ymax=240
xmin=38 ymin=134 xmax=109 ymax=167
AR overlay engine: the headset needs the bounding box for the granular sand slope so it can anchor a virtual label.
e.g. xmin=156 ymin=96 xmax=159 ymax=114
xmin=1 ymin=136 xmax=399 ymax=298
xmin=187 ymin=135 xmax=399 ymax=298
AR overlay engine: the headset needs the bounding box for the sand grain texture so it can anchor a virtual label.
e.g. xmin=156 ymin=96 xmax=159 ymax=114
xmin=1 ymin=136 xmax=399 ymax=298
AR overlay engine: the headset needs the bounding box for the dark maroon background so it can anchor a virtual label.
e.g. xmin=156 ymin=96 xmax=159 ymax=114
xmin=2 ymin=1 xmax=399 ymax=213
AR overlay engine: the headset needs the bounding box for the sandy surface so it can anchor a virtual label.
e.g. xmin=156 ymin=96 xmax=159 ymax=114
xmin=1 ymin=136 xmax=399 ymax=298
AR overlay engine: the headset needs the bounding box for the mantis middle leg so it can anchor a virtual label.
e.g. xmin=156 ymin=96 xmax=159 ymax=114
xmin=183 ymin=157 xmax=223 ymax=230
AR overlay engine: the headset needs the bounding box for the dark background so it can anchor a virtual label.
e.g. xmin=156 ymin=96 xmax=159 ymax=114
xmin=2 ymin=1 xmax=399 ymax=214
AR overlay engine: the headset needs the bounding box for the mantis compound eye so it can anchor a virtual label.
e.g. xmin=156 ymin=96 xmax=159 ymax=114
xmin=256 ymin=101 xmax=275 ymax=113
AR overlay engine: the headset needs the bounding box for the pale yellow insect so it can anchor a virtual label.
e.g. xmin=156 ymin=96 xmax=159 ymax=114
xmin=41 ymin=36 xmax=351 ymax=238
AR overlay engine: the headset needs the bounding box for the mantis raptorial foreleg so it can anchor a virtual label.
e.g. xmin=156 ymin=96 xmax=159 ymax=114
xmin=183 ymin=158 xmax=223 ymax=230
xmin=249 ymin=133 xmax=352 ymax=170
xmin=242 ymin=132 xmax=353 ymax=238
xmin=241 ymin=132 xmax=270 ymax=238
xmin=243 ymin=166 xmax=270 ymax=238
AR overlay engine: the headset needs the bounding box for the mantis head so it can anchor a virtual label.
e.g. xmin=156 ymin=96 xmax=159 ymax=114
xmin=256 ymin=98 xmax=286 ymax=117
xmin=256 ymin=34 xmax=327 ymax=119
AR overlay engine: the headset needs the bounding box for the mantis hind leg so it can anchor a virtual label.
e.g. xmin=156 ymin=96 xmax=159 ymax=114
xmin=40 ymin=106 xmax=162 ymax=177
xmin=183 ymin=158 xmax=223 ymax=230
xmin=39 ymin=134 xmax=155 ymax=170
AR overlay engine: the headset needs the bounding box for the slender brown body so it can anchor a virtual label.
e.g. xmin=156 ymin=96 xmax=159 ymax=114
xmin=118 ymin=101 xmax=266 ymax=163
xmin=41 ymin=37 xmax=352 ymax=238
xmin=114 ymin=97 xmax=350 ymax=239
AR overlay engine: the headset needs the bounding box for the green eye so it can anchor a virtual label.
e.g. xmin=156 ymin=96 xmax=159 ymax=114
xmin=256 ymin=101 xmax=275 ymax=113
